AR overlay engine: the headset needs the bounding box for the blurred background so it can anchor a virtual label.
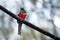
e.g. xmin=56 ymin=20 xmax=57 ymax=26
xmin=0 ymin=0 xmax=60 ymax=40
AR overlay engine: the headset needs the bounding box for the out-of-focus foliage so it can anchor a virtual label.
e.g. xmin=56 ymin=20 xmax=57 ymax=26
xmin=0 ymin=0 xmax=60 ymax=40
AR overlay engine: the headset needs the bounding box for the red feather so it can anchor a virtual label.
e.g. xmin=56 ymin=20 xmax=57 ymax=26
xmin=17 ymin=12 xmax=26 ymax=24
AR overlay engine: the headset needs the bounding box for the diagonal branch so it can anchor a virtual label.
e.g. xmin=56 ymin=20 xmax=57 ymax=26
xmin=0 ymin=5 xmax=60 ymax=40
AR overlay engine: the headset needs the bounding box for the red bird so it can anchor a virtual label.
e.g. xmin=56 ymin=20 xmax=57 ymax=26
xmin=17 ymin=8 xmax=27 ymax=35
